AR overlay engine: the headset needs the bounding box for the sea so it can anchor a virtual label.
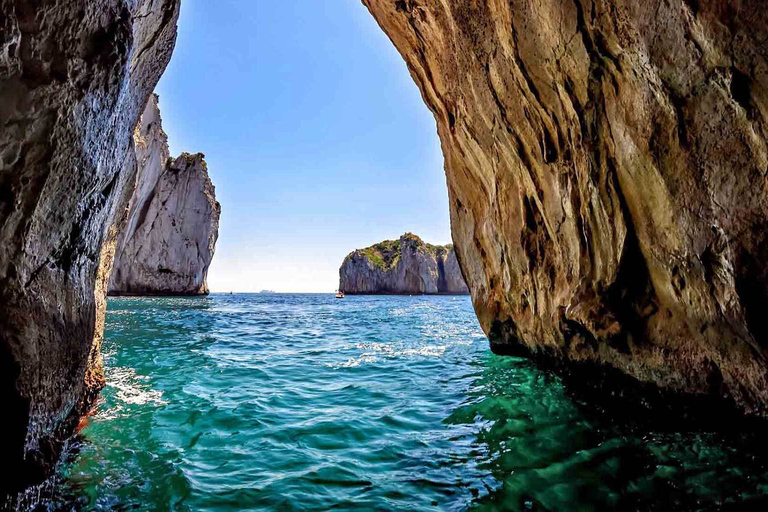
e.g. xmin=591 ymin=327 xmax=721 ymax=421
xmin=46 ymin=294 xmax=768 ymax=511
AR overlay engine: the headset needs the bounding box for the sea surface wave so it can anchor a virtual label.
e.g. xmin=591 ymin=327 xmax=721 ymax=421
xmin=50 ymin=294 xmax=768 ymax=511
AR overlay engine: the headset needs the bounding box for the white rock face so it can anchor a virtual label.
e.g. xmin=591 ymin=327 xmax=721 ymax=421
xmin=109 ymin=96 xmax=221 ymax=296
xmin=441 ymin=250 xmax=468 ymax=295
xmin=339 ymin=233 xmax=469 ymax=295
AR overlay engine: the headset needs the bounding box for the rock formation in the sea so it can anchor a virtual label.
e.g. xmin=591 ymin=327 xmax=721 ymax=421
xmin=340 ymin=233 xmax=469 ymax=294
xmin=108 ymin=95 xmax=221 ymax=296
xmin=0 ymin=0 xmax=180 ymax=498
xmin=363 ymin=1 xmax=768 ymax=414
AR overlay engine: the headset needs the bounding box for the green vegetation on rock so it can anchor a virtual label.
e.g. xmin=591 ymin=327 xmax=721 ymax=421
xmin=360 ymin=239 xmax=401 ymax=270
xmin=350 ymin=233 xmax=454 ymax=271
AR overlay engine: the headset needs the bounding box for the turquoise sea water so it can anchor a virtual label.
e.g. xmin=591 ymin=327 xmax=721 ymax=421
xmin=50 ymin=294 xmax=768 ymax=511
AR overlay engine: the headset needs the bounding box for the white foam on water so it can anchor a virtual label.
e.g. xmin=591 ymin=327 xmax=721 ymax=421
xmin=329 ymin=341 xmax=448 ymax=369
xmin=96 ymin=366 xmax=168 ymax=420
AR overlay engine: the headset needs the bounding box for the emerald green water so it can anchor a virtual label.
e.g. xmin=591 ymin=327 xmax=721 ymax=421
xmin=49 ymin=294 xmax=768 ymax=510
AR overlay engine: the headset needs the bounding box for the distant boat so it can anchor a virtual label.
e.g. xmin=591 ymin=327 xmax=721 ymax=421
xmin=335 ymin=290 xmax=345 ymax=299
xmin=259 ymin=290 xmax=277 ymax=294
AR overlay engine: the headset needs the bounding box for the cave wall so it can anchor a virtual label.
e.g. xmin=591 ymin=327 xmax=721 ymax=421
xmin=363 ymin=0 xmax=768 ymax=414
xmin=0 ymin=0 xmax=180 ymax=496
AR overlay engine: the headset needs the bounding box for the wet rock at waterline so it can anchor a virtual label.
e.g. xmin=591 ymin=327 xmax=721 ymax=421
xmin=363 ymin=0 xmax=768 ymax=414
xmin=340 ymin=233 xmax=469 ymax=294
xmin=0 ymin=0 xmax=180 ymax=499
xmin=108 ymin=95 xmax=221 ymax=296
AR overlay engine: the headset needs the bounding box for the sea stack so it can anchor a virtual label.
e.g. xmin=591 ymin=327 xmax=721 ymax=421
xmin=340 ymin=233 xmax=469 ymax=295
xmin=108 ymin=95 xmax=221 ymax=296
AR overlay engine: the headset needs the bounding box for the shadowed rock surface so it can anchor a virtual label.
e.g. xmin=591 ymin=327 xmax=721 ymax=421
xmin=340 ymin=233 xmax=469 ymax=294
xmin=363 ymin=0 xmax=768 ymax=414
xmin=108 ymin=95 xmax=220 ymax=296
xmin=0 ymin=0 xmax=180 ymax=500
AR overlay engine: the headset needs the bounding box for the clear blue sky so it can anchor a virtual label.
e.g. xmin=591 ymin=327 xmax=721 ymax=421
xmin=156 ymin=0 xmax=449 ymax=293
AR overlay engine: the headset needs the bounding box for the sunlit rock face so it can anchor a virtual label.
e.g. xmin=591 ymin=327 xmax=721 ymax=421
xmin=363 ymin=0 xmax=768 ymax=414
xmin=0 ymin=0 xmax=180 ymax=497
xmin=108 ymin=95 xmax=221 ymax=296
xmin=340 ymin=233 xmax=469 ymax=294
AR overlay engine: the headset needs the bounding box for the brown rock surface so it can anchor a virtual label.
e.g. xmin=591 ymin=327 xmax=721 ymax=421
xmin=363 ymin=0 xmax=768 ymax=414
xmin=340 ymin=233 xmax=469 ymax=294
xmin=0 ymin=0 xmax=179 ymax=497
xmin=108 ymin=95 xmax=221 ymax=296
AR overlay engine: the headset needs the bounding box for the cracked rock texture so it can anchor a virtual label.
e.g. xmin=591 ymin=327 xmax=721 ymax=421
xmin=340 ymin=233 xmax=469 ymax=294
xmin=0 ymin=0 xmax=179 ymax=498
xmin=109 ymin=95 xmax=220 ymax=296
xmin=364 ymin=0 xmax=768 ymax=414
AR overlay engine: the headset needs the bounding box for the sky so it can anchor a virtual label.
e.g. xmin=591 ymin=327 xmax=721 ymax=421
xmin=155 ymin=0 xmax=449 ymax=293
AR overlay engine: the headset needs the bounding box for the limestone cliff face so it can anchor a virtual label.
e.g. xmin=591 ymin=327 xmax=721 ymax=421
xmin=0 ymin=0 xmax=179 ymax=497
xmin=108 ymin=95 xmax=221 ymax=296
xmin=364 ymin=1 xmax=768 ymax=414
xmin=340 ymin=233 xmax=469 ymax=294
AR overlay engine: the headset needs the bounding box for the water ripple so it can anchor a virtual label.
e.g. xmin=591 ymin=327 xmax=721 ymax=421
xmin=48 ymin=294 xmax=768 ymax=511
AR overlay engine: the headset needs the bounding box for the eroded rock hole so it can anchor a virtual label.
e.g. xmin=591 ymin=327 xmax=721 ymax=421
xmin=735 ymin=243 xmax=768 ymax=350
xmin=731 ymin=68 xmax=754 ymax=117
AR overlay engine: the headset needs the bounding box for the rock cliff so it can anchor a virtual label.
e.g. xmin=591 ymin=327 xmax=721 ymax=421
xmin=363 ymin=0 xmax=768 ymax=414
xmin=340 ymin=233 xmax=469 ymax=294
xmin=0 ymin=0 xmax=179 ymax=499
xmin=108 ymin=95 xmax=221 ymax=296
